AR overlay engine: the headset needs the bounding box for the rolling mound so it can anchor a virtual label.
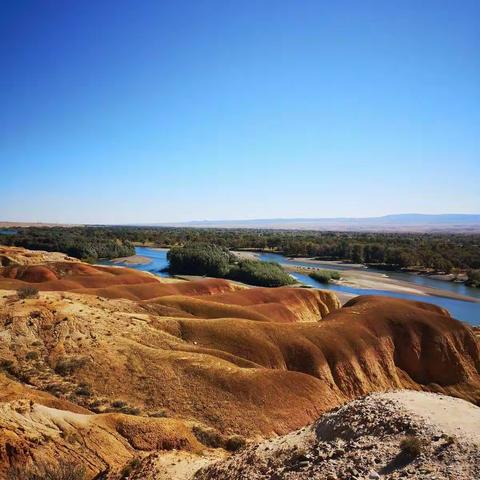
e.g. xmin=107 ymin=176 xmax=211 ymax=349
xmin=0 ymin=246 xmax=76 ymax=267
xmin=0 ymin=247 xmax=479 ymax=479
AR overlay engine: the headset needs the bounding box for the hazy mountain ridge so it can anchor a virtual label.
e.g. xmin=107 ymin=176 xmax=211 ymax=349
xmin=153 ymin=214 xmax=480 ymax=232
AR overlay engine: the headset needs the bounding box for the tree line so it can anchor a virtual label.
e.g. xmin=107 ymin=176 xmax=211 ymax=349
xmin=0 ymin=227 xmax=134 ymax=262
xmin=1 ymin=226 xmax=479 ymax=280
xmin=168 ymin=242 xmax=294 ymax=287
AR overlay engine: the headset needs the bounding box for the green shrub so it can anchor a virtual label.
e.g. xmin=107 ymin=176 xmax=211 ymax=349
xmin=0 ymin=359 xmax=14 ymax=373
xmin=168 ymin=243 xmax=294 ymax=287
xmin=26 ymin=351 xmax=39 ymax=361
xmin=225 ymin=435 xmax=246 ymax=451
xmin=75 ymin=383 xmax=92 ymax=397
xmin=168 ymin=243 xmax=233 ymax=277
xmin=309 ymin=269 xmax=341 ymax=284
xmin=400 ymin=435 xmax=424 ymax=457
xmin=228 ymin=260 xmax=295 ymax=287
xmin=17 ymin=286 xmax=39 ymax=299
xmin=54 ymin=356 xmax=87 ymax=376
xmin=466 ymin=269 xmax=480 ymax=288
xmin=192 ymin=425 xmax=225 ymax=448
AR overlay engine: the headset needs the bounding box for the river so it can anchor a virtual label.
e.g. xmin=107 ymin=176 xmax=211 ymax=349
xmin=103 ymin=247 xmax=480 ymax=326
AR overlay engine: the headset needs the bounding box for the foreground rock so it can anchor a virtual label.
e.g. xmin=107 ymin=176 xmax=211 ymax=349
xmin=196 ymin=391 xmax=480 ymax=480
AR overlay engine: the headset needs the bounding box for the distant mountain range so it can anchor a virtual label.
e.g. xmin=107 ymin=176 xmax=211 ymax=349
xmin=1 ymin=214 xmax=479 ymax=232
xmin=156 ymin=214 xmax=480 ymax=232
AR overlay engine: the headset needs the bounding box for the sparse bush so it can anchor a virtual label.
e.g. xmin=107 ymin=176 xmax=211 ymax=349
xmin=75 ymin=384 xmax=92 ymax=397
xmin=444 ymin=434 xmax=456 ymax=446
xmin=225 ymin=435 xmax=246 ymax=451
xmin=119 ymin=458 xmax=141 ymax=479
xmin=118 ymin=406 xmax=141 ymax=415
xmin=111 ymin=400 xmax=127 ymax=409
xmin=8 ymin=460 xmax=86 ymax=480
xmin=400 ymin=435 xmax=424 ymax=457
xmin=148 ymin=409 xmax=168 ymax=418
xmin=309 ymin=270 xmax=341 ymax=284
xmin=17 ymin=286 xmax=39 ymax=299
xmin=54 ymin=356 xmax=87 ymax=376
xmin=192 ymin=425 xmax=225 ymax=448
xmin=0 ymin=358 xmax=14 ymax=373
xmin=45 ymin=383 xmax=68 ymax=396
xmin=26 ymin=351 xmax=39 ymax=361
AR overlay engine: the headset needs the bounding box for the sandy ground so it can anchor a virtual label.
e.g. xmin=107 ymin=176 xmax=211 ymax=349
xmin=134 ymin=450 xmax=227 ymax=480
xmin=234 ymin=250 xmax=261 ymax=261
xmin=382 ymin=391 xmax=480 ymax=446
xmin=233 ymin=251 xmax=479 ymax=302
xmin=109 ymin=254 xmax=152 ymax=265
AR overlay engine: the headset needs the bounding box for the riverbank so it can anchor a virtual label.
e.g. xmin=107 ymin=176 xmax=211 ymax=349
xmin=104 ymin=247 xmax=480 ymax=324
xmin=232 ymin=250 xmax=479 ymax=303
xmin=106 ymin=249 xmax=479 ymax=303
xmin=109 ymin=254 xmax=152 ymax=265
xmin=287 ymin=264 xmax=479 ymax=303
xmin=236 ymin=250 xmax=473 ymax=284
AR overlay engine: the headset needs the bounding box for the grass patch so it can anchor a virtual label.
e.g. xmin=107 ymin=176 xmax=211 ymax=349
xmin=308 ymin=269 xmax=341 ymax=284
xmin=228 ymin=260 xmax=295 ymax=287
xmin=54 ymin=356 xmax=88 ymax=376
xmin=17 ymin=286 xmax=39 ymax=299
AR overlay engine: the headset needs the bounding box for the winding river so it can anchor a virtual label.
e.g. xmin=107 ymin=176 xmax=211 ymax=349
xmin=104 ymin=247 xmax=480 ymax=326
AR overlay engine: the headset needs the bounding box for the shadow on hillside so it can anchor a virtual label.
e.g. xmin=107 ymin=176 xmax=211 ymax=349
xmin=380 ymin=451 xmax=414 ymax=475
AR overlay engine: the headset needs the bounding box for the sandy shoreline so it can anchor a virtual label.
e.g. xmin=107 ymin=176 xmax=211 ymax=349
xmin=230 ymin=251 xmax=479 ymax=303
xmin=284 ymin=264 xmax=479 ymax=303
xmin=109 ymin=255 xmax=152 ymax=265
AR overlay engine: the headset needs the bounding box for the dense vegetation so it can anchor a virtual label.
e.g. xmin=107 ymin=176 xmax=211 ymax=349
xmin=0 ymin=227 xmax=134 ymax=262
xmin=309 ymin=270 xmax=341 ymax=284
xmin=168 ymin=243 xmax=294 ymax=287
xmin=228 ymin=260 xmax=294 ymax=287
xmin=1 ymin=226 xmax=479 ymax=278
xmin=466 ymin=270 xmax=480 ymax=288
xmin=167 ymin=243 xmax=234 ymax=277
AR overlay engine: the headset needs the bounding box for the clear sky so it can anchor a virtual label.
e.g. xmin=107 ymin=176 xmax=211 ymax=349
xmin=1 ymin=0 xmax=479 ymax=223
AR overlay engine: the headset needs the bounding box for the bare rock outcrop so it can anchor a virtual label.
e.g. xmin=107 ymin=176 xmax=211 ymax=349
xmin=196 ymin=391 xmax=480 ymax=480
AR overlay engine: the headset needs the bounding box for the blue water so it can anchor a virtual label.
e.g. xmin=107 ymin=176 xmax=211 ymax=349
xmin=257 ymin=252 xmax=479 ymax=325
xmin=104 ymin=247 xmax=480 ymax=326
xmin=257 ymin=252 xmax=480 ymax=300
xmin=100 ymin=247 xmax=170 ymax=277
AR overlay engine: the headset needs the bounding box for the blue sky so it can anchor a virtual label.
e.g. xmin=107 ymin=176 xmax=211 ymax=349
xmin=1 ymin=0 xmax=479 ymax=223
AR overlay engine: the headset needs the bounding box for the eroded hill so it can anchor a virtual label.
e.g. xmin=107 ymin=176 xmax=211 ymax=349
xmin=0 ymin=247 xmax=479 ymax=479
